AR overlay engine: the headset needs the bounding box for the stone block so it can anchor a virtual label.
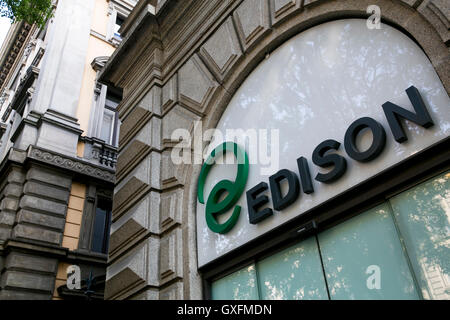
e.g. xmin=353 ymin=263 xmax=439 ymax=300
xmin=16 ymin=209 xmax=66 ymax=231
xmin=7 ymin=168 xmax=26 ymax=184
xmin=26 ymin=167 xmax=72 ymax=189
xmin=162 ymin=74 xmax=178 ymax=113
xmin=113 ymin=152 xmax=161 ymax=220
xmin=0 ymin=197 xmax=19 ymax=212
xmin=19 ymin=195 xmax=67 ymax=216
xmin=0 ymin=289 xmax=50 ymax=300
xmin=400 ymin=0 xmax=424 ymax=8
xmin=270 ymin=0 xmax=303 ymax=26
xmin=160 ymin=188 xmax=183 ymax=231
xmin=0 ymin=211 xmax=15 ymax=226
xmin=66 ymin=208 xmax=83 ymax=225
xmin=1 ymin=270 xmax=55 ymax=292
xmin=116 ymin=118 xmax=160 ymax=181
xmin=159 ymin=281 xmax=183 ymax=300
xmin=162 ymin=104 xmax=200 ymax=143
xmin=105 ymin=237 xmax=159 ymax=300
xmin=161 ymin=149 xmax=185 ymax=189
xmin=3 ymin=183 xmax=23 ymax=198
xmin=159 ymin=228 xmax=183 ymax=284
xmin=0 ymin=226 xmax=11 ymax=241
xmin=110 ymin=191 xmax=160 ymax=256
xmin=130 ymin=289 xmax=159 ymax=300
xmin=12 ymin=224 xmax=62 ymax=245
xmin=303 ymin=0 xmax=323 ymax=6
xmin=418 ymin=0 xmax=450 ymax=45
xmin=119 ymin=106 xmax=152 ymax=148
xmin=5 ymin=252 xmax=58 ymax=274
xmin=178 ymin=54 xmax=219 ymax=114
xmin=233 ymin=0 xmax=271 ymax=51
xmin=23 ymin=181 xmax=70 ymax=203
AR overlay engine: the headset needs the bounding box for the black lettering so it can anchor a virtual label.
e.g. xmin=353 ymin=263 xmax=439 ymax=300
xmin=269 ymin=169 xmax=300 ymax=211
xmin=382 ymin=86 xmax=434 ymax=143
xmin=246 ymin=182 xmax=273 ymax=224
xmin=312 ymin=139 xmax=347 ymax=183
xmin=344 ymin=117 xmax=386 ymax=162
xmin=297 ymin=157 xmax=314 ymax=194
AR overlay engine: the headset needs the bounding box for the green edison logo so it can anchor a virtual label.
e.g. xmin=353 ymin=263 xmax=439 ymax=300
xmin=197 ymin=142 xmax=249 ymax=234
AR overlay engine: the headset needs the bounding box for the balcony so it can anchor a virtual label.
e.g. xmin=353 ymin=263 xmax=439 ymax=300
xmin=80 ymin=136 xmax=118 ymax=170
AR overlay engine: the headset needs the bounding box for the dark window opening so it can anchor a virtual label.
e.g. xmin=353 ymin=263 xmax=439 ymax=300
xmin=114 ymin=15 xmax=125 ymax=37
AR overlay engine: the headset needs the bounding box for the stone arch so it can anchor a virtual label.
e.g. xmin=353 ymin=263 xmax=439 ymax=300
xmin=183 ymin=0 xmax=449 ymax=296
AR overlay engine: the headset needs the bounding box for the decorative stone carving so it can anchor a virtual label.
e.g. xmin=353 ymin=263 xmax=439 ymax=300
xmin=105 ymin=237 xmax=159 ymax=300
xmin=162 ymin=74 xmax=178 ymax=113
xmin=418 ymin=0 xmax=450 ymax=45
xmin=159 ymin=228 xmax=183 ymax=285
xmin=199 ymin=17 xmax=243 ymax=82
xmin=113 ymin=176 xmax=149 ymax=221
xmin=270 ymin=0 xmax=303 ymax=26
xmin=27 ymin=146 xmax=115 ymax=183
xmin=160 ymin=188 xmax=182 ymax=231
xmin=119 ymin=106 xmax=152 ymax=147
xmin=233 ymin=0 xmax=271 ymax=51
xmin=109 ymin=191 xmax=160 ymax=258
xmin=178 ymin=54 xmax=218 ymax=115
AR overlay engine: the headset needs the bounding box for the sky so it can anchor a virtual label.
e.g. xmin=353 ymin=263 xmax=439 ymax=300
xmin=0 ymin=17 xmax=12 ymax=49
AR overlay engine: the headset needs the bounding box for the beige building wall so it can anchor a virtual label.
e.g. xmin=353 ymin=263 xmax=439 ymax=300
xmin=62 ymin=182 xmax=87 ymax=250
xmin=53 ymin=262 xmax=71 ymax=300
xmin=76 ymin=0 xmax=116 ymax=137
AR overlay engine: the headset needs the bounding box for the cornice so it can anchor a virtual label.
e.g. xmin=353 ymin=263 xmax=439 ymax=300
xmin=0 ymin=22 xmax=33 ymax=91
xmin=27 ymin=145 xmax=116 ymax=184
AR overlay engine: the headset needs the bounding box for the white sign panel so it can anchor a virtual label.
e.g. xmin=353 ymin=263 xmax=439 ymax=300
xmin=196 ymin=19 xmax=450 ymax=267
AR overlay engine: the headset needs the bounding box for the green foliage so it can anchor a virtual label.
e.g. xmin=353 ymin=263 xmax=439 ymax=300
xmin=0 ymin=0 xmax=53 ymax=27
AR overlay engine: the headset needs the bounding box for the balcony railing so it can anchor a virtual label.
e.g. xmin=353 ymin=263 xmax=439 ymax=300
xmin=80 ymin=136 xmax=118 ymax=170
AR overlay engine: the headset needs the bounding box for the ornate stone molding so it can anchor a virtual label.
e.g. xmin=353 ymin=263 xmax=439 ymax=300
xmin=27 ymin=146 xmax=115 ymax=183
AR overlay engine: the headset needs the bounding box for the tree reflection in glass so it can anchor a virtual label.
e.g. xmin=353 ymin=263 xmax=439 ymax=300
xmin=390 ymin=170 xmax=450 ymax=300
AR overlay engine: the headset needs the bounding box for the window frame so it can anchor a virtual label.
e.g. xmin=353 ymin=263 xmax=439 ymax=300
xmin=88 ymin=81 xmax=121 ymax=148
xmin=77 ymin=184 xmax=114 ymax=256
xmin=106 ymin=0 xmax=133 ymax=45
xmin=90 ymin=196 xmax=113 ymax=254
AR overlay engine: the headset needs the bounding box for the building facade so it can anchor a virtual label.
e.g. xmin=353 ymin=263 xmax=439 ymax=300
xmin=0 ymin=0 xmax=136 ymax=299
xmin=100 ymin=0 xmax=449 ymax=300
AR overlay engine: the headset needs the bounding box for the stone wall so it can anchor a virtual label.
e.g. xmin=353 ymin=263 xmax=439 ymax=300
xmin=100 ymin=0 xmax=450 ymax=299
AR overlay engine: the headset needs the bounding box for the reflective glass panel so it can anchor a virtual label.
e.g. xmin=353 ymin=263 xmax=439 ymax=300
xmin=258 ymin=237 xmax=328 ymax=300
xmin=318 ymin=203 xmax=419 ymax=299
xmin=390 ymin=171 xmax=450 ymax=300
xmin=211 ymin=264 xmax=259 ymax=300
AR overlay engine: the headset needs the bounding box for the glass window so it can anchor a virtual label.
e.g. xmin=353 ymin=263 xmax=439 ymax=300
xmin=91 ymin=198 xmax=112 ymax=254
xmin=99 ymin=90 xmax=120 ymax=146
xmin=318 ymin=203 xmax=419 ymax=300
xmin=211 ymin=264 xmax=259 ymax=300
xmin=210 ymin=171 xmax=449 ymax=300
xmin=390 ymin=171 xmax=450 ymax=300
xmin=258 ymin=237 xmax=328 ymax=300
xmin=100 ymin=110 xmax=114 ymax=145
